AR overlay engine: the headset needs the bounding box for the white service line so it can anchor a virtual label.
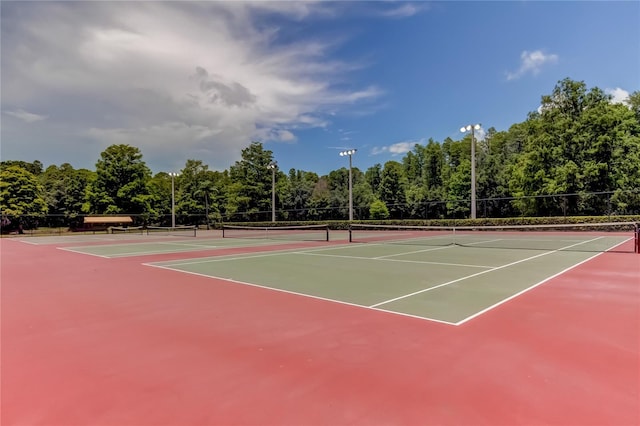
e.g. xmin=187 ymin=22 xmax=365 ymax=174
xmin=57 ymin=247 xmax=111 ymax=258
xmin=454 ymin=236 xmax=634 ymax=325
xmin=145 ymin=263 xmax=457 ymax=326
xmin=147 ymin=242 xmax=371 ymax=267
xmin=294 ymin=251 xmax=494 ymax=269
xmin=369 ymin=236 xmax=605 ymax=308
xmin=373 ymin=244 xmax=453 ymax=259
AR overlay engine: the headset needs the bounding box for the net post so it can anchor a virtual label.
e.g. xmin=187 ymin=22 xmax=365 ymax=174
xmin=635 ymin=223 xmax=639 ymax=254
xmin=325 ymin=224 xmax=329 ymax=242
xmin=348 ymin=224 xmax=353 ymax=243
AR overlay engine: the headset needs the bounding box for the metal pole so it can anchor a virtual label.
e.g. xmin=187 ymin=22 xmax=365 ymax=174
xmin=471 ymin=126 xmax=477 ymax=219
xmin=272 ymin=166 xmax=276 ymax=223
xmin=340 ymin=149 xmax=356 ymax=221
xmin=171 ymin=174 xmax=176 ymax=228
xmin=348 ymin=153 xmax=353 ymax=221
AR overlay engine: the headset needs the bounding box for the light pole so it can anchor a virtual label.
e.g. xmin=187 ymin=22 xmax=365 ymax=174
xmin=459 ymin=124 xmax=481 ymax=219
xmin=169 ymin=172 xmax=179 ymax=228
xmin=267 ymin=161 xmax=277 ymax=223
xmin=339 ymin=149 xmax=357 ymax=221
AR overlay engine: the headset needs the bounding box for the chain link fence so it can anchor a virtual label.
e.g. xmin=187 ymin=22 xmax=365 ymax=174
xmin=3 ymin=190 xmax=639 ymax=235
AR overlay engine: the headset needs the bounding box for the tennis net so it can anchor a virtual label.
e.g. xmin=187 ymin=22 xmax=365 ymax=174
xmin=348 ymin=222 xmax=639 ymax=253
xmin=146 ymin=226 xmax=197 ymax=237
xmin=110 ymin=226 xmax=144 ymax=235
xmin=222 ymin=224 xmax=329 ymax=242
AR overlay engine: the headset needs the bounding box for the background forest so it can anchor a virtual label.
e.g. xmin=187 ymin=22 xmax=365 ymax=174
xmin=2 ymin=79 xmax=639 ymax=230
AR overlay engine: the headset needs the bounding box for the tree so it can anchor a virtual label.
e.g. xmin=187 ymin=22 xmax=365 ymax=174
xmin=369 ymin=199 xmax=389 ymax=220
xmin=379 ymin=161 xmax=407 ymax=218
xmin=0 ymin=165 xmax=48 ymax=230
xmin=508 ymin=78 xmax=640 ymax=216
xmin=627 ymin=91 xmax=640 ymax=122
xmin=148 ymin=172 xmax=172 ymax=224
xmin=308 ymin=176 xmax=332 ymax=220
xmin=40 ymin=163 xmax=95 ymax=226
xmin=1 ymin=160 xmax=43 ymax=176
xmin=365 ymin=164 xmax=383 ymax=198
xmin=175 ymin=159 xmax=222 ymax=227
xmin=281 ymin=169 xmax=318 ymax=220
xmin=226 ymin=141 xmax=275 ymax=221
xmin=84 ymin=144 xmax=153 ymax=218
xmin=352 ymin=169 xmax=374 ymax=220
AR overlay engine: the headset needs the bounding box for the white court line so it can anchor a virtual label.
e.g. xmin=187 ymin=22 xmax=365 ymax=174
xmin=373 ymin=245 xmax=453 ymax=259
xmin=454 ymin=237 xmax=634 ymax=325
xmin=150 ymin=236 xmax=512 ymax=268
xmin=106 ymin=238 xmax=321 ymax=257
xmin=17 ymin=236 xmax=118 ymax=245
xmin=106 ymin=247 xmax=219 ymax=257
xmin=144 ymin=262 xmax=457 ymax=326
xmin=156 ymin=241 xmax=220 ymax=248
xmin=142 ymin=235 xmax=631 ymax=327
xmin=294 ymin=251 xmax=494 ymax=269
xmin=57 ymin=247 xmax=111 ymax=258
xmin=146 ymin=242 xmax=373 ymax=267
xmin=369 ymin=236 xmax=605 ymax=308
xmin=373 ymin=238 xmax=505 ymax=259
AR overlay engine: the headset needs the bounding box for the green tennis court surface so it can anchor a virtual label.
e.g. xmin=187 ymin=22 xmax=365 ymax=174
xmin=58 ymin=236 xmax=311 ymax=258
xmin=146 ymin=234 xmax=630 ymax=324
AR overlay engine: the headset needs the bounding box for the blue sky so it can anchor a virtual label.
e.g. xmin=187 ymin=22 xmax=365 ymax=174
xmin=2 ymin=1 xmax=639 ymax=176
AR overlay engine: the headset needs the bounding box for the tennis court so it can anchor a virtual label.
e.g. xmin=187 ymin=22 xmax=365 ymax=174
xmin=2 ymin=222 xmax=639 ymax=425
xmin=146 ymin=224 xmax=636 ymax=324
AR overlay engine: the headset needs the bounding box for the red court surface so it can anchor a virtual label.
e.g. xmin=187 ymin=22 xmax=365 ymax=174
xmin=1 ymin=237 xmax=639 ymax=425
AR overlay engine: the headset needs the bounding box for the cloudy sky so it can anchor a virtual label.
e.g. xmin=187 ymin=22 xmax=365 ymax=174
xmin=2 ymin=1 xmax=639 ymax=175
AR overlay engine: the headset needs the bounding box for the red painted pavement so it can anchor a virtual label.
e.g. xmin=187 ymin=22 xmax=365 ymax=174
xmin=1 ymin=237 xmax=638 ymax=425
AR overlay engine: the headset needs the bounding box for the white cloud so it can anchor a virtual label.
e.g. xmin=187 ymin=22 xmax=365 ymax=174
xmin=606 ymin=87 xmax=630 ymax=104
xmin=4 ymin=109 xmax=48 ymax=123
xmin=371 ymin=140 xmax=418 ymax=156
xmin=1 ymin=2 xmax=383 ymax=172
xmin=380 ymin=3 xmax=423 ymax=18
xmin=507 ymin=50 xmax=558 ymax=81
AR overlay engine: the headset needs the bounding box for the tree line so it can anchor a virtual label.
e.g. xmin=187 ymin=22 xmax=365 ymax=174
xmin=1 ymin=78 xmax=639 ymax=231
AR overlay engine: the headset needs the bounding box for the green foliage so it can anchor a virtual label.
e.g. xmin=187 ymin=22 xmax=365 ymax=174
xmin=40 ymin=164 xmax=94 ymax=219
xmin=84 ymin=144 xmax=153 ymax=216
xmin=369 ymin=199 xmax=389 ymax=220
xmin=1 ymin=160 xmax=43 ymax=176
xmin=226 ymin=141 xmax=276 ymax=220
xmin=4 ymin=78 xmax=639 ymax=223
xmin=0 ymin=165 xmax=48 ymax=220
xmin=380 ymin=161 xmax=407 ymax=218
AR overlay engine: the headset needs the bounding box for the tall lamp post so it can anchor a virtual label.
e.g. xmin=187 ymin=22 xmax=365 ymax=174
xmin=459 ymin=124 xmax=481 ymax=219
xmin=339 ymin=149 xmax=357 ymax=221
xmin=267 ymin=161 xmax=277 ymax=223
xmin=169 ymin=172 xmax=179 ymax=228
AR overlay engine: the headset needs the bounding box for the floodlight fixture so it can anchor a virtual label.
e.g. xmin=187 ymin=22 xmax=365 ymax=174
xmin=267 ymin=161 xmax=278 ymax=222
xmin=339 ymin=149 xmax=357 ymax=220
xmin=459 ymin=124 xmax=481 ymax=219
xmin=168 ymin=172 xmax=180 ymax=228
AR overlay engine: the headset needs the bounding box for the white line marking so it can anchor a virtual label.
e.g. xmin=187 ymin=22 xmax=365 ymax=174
xmin=147 ymin=243 xmax=364 ymax=267
xmin=453 ymin=237 xmax=634 ymax=325
xmin=368 ymin=236 xmax=605 ymax=308
xmin=294 ymin=251 xmax=494 ymax=269
xmin=57 ymin=247 xmax=111 ymax=258
xmin=372 ymin=238 xmax=511 ymax=260
xmin=144 ymin=263 xmax=457 ymax=326
xmin=373 ymin=245 xmax=453 ymax=259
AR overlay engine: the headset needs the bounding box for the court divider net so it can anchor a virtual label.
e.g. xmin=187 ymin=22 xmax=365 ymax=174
xmin=110 ymin=226 xmax=144 ymax=235
xmin=222 ymin=224 xmax=330 ymax=242
xmin=348 ymin=222 xmax=639 ymax=253
xmin=146 ymin=226 xmax=197 ymax=237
